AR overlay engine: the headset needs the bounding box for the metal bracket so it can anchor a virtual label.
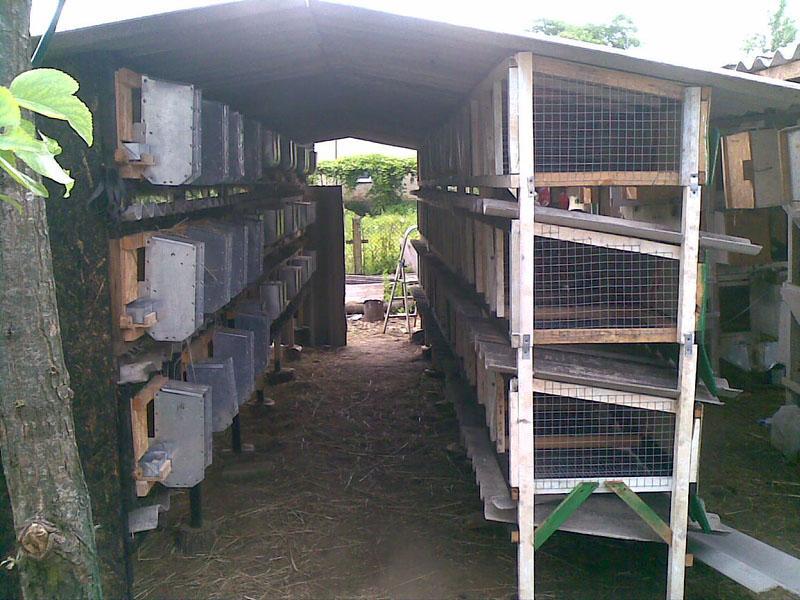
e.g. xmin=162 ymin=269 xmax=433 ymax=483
xmin=689 ymin=173 xmax=699 ymax=194
xmin=521 ymin=333 xmax=531 ymax=359
xmin=527 ymin=175 xmax=536 ymax=200
xmin=683 ymin=333 xmax=695 ymax=356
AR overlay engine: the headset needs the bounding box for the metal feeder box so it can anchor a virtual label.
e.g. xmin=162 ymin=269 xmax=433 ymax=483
xmin=213 ymin=328 xmax=256 ymax=405
xmin=233 ymin=312 xmax=272 ymax=376
xmin=279 ymin=136 xmax=297 ymax=171
xmin=185 ymin=358 xmax=238 ymax=432
xmin=283 ymin=204 xmax=295 ymax=235
xmin=259 ymin=281 xmax=284 ymax=320
xmin=145 ymin=234 xmax=205 ymax=342
xmin=278 ymin=264 xmax=303 ymax=298
xmin=154 ymin=380 xmax=212 ymax=488
xmin=244 ymin=119 xmax=263 ymax=181
xmin=263 ymin=208 xmax=284 ymax=244
xmin=211 ymin=221 xmax=248 ymax=297
xmin=237 ymin=215 xmax=265 ymax=284
xmin=184 ymin=223 xmax=233 ymax=313
xmin=262 ymin=130 xmax=281 ymax=169
xmin=141 ymin=76 xmax=202 ymax=186
xmin=228 ymin=110 xmax=245 ymax=182
xmin=195 ymin=100 xmax=229 ymax=185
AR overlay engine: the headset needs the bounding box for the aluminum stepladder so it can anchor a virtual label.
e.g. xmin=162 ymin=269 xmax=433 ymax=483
xmin=382 ymin=225 xmax=419 ymax=338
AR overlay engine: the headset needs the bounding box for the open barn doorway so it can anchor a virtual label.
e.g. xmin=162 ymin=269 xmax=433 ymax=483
xmin=312 ymin=139 xmax=420 ymax=330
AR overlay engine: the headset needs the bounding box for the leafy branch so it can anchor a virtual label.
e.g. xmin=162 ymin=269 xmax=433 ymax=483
xmin=530 ymin=15 xmax=640 ymax=50
xmin=313 ymin=154 xmax=416 ymax=213
xmin=0 ymin=68 xmax=93 ymax=209
xmin=743 ymin=0 xmax=797 ymax=54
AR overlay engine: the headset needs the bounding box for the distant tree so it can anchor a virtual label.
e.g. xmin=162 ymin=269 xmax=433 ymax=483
xmin=529 ymin=14 xmax=640 ymax=50
xmin=744 ymin=0 xmax=797 ymax=54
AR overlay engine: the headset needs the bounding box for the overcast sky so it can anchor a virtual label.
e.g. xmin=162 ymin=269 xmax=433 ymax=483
xmin=30 ymin=0 xmax=800 ymax=69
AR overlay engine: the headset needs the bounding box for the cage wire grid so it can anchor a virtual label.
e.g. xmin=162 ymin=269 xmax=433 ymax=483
xmin=533 ymin=380 xmax=676 ymax=491
xmin=532 ymin=73 xmax=682 ymax=174
xmin=533 ymin=225 xmax=680 ymax=331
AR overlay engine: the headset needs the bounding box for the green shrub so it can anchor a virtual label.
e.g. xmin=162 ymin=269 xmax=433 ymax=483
xmin=314 ymin=154 xmax=417 ymax=213
xmin=344 ymin=208 xmax=418 ymax=275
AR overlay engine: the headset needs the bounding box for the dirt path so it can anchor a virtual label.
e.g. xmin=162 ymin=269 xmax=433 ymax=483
xmin=134 ymin=321 xmax=516 ymax=599
xmin=133 ymin=322 xmax=798 ymax=600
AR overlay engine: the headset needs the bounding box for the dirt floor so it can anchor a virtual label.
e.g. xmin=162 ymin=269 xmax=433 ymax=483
xmin=134 ymin=321 xmax=800 ymax=600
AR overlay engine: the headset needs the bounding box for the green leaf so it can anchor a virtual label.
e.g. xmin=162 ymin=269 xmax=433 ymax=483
xmin=10 ymin=69 xmax=93 ymax=146
xmin=0 ymin=150 xmax=48 ymax=198
xmin=0 ymin=193 xmax=23 ymax=214
xmin=0 ymin=124 xmax=51 ymax=154
xmin=0 ymin=87 xmax=21 ymax=130
xmin=15 ymin=148 xmax=74 ymax=197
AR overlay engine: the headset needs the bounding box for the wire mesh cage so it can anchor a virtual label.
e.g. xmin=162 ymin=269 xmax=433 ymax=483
xmin=533 ymin=379 xmax=675 ymax=493
xmin=532 ymin=72 xmax=682 ymax=179
xmin=533 ymin=223 xmax=680 ymax=343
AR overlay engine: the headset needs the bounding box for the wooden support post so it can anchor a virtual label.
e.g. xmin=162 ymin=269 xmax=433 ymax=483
xmin=668 ymin=86 xmax=703 ymax=600
xmin=309 ymin=186 xmax=347 ymax=347
xmin=231 ymin=414 xmax=242 ymax=454
xmin=787 ymin=207 xmax=800 ymax=405
xmin=189 ymin=483 xmax=203 ymax=529
xmin=352 ymin=216 xmax=363 ymax=275
xmin=493 ymin=78 xmax=505 ymax=176
xmin=514 ymin=51 xmax=536 ymax=600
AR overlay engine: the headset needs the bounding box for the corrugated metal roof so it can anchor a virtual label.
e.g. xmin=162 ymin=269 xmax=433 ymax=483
xmin=48 ymin=0 xmax=800 ymax=148
xmin=727 ymin=43 xmax=800 ymax=74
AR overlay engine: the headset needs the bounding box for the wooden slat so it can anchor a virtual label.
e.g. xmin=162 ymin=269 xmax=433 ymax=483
xmin=533 ymin=327 xmax=677 ymax=345
xmin=534 ymin=435 xmax=642 ymax=450
xmin=495 ymin=372 xmax=507 ymax=453
xmin=131 ymin=374 xmax=167 ymax=468
xmin=531 ymin=55 xmax=685 ymax=99
xmin=533 ymin=222 xmax=681 ymax=259
xmin=667 ymin=87 xmax=704 ymax=600
xmin=493 ymin=78 xmax=505 ymax=176
xmin=495 ymin=227 xmax=506 ymax=318
xmin=534 ymin=171 xmax=680 ymax=187
xmin=722 ymin=131 xmax=755 ymax=209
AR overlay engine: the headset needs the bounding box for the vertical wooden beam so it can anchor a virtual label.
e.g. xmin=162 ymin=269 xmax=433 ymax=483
xmin=668 ymin=86 xmax=703 ymax=600
xmin=483 ymin=90 xmax=495 ymax=177
xmin=514 ymin=51 xmax=536 ymax=600
xmin=788 ymin=217 xmax=800 ymax=404
xmin=493 ymin=78 xmax=505 ymax=176
xmin=352 ymin=216 xmax=363 ymax=275
xmin=508 ymin=62 xmax=520 ymax=176
xmin=496 ymin=227 xmax=506 ymax=318
xmin=309 ymin=186 xmax=347 ymax=347
xmin=470 ymin=99 xmax=482 ymax=177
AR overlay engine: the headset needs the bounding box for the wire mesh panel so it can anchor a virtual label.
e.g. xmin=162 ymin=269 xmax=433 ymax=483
xmin=533 ymin=379 xmax=675 ymax=493
xmin=533 ymin=223 xmax=680 ymax=342
xmin=533 ymin=72 xmax=682 ymax=180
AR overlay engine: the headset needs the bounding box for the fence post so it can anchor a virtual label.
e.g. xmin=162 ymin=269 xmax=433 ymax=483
xmin=352 ymin=215 xmax=363 ymax=275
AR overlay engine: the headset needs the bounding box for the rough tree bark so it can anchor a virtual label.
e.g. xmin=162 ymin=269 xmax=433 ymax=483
xmin=0 ymin=2 xmax=103 ymax=598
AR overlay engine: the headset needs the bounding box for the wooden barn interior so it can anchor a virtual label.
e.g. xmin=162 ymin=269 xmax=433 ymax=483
xmin=4 ymin=1 xmax=800 ymax=598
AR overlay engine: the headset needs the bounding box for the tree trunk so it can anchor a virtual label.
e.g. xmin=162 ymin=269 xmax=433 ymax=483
xmin=0 ymin=2 xmax=103 ymax=598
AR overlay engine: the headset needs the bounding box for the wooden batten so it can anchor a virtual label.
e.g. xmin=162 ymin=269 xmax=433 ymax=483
xmin=131 ymin=375 xmax=169 ymax=497
xmin=114 ymin=68 xmax=154 ymax=179
xmin=535 ymin=171 xmax=680 ymax=187
xmin=722 ymin=131 xmax=756 ymax=208
xmin=530 ymin=55 xmax=685 ymax=99
xmin=533 ymin=327 xmax=677 ymax=345
xmin=109 ymin=231 xmax=155 ymax=346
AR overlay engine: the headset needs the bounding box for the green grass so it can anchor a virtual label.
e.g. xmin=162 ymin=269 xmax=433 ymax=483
xmin=344 ymin=206 xmax=418 ymax=275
